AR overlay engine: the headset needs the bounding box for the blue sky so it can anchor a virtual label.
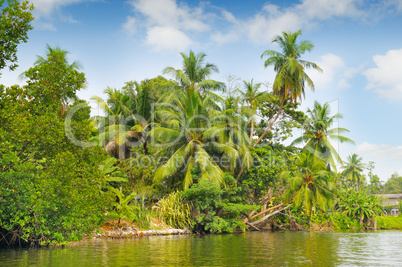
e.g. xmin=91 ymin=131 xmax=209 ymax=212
xmin=2 ymin=0 xmax=402 ymax=181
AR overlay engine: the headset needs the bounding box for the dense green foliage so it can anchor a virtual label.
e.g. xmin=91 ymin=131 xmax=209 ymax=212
xmin=1 ymin=21 xmax=397 ymax=248
xmin=376 ymin=216 xmax=402 ymax=229
xmin=0 ymin=46 xmax=112 ymax=246
xmin=0 ymin=0 xmax=34 ymax=75
xmin=183 ymin=176 xmax=257 ymax=233
xmin=383 ymin=173 xmax=402 ymax=193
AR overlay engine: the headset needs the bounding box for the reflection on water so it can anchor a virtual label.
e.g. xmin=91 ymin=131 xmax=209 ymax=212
xmin=1 ymin=231 xmax=401 ymax=266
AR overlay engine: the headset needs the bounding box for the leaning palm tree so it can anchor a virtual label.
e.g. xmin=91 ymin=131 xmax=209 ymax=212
xmin=163 ymin=50 xmax=225 ymax=96
xmin=281 ymin=151 xmax=336 ymax=216
xmin=341 ymin=154 xmax=366 ymax=191
xmin=255 ymin=30 xmax=322 ymax=147
xmin=292 ymin=101 xmax=354 ymax=170
xmin=150 ymin=89 xmax=248 ymax=189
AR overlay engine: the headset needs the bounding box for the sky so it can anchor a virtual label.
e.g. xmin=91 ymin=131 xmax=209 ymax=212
xmin=1 ymin=0 xmax=402 ymax=182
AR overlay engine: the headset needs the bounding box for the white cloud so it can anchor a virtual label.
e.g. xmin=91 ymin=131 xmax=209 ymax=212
xmin=297 ymin=0 xmax=364 ymax=20
xmin=122 ymin=16 xmax=137 ymax=36
xmin=30 ymin=0 xmax=94 ymax=16
xmin=245 ymin=10 xmax=302 ymax=44
xmin=127 ymin=0 xmax=210 ymax=50
xmin=29 ymin=0 xmax=98 ymax=30
xmin=306 ymin=53 xmax=345 ymax=89
xmin=146 ymin=26 xmax=193 ymax=52
xmin=212 ymin=0 xmax=368 ymax=45
xmin=364 ymin=48 xmax=402 ymax=101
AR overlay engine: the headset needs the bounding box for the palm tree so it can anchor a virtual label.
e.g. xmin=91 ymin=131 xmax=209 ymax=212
xmin=292 ymin=101 xmax=354 ymax=170
xmin=341 ymin=154 xmax=366 ymax=191
xmin=122 ymin=80 xmax=158 ymax=155
xmin=150 ymin=89 xmax=248 ymax=189
xmin=91 ymin=87 xmax=138 ymax=159
xmin=255 ymin=30 xmax=322 ymax=147
xmin=281 ymin=151 xmax=335 ymax=216
xmin=163 ymin=50 xmax=225 ymax=95
xmin=239 ymin=79 xmax=266 ymax=142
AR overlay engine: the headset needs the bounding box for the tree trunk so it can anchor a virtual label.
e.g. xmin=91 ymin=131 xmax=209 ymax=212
xmin=253 ymin=97 xmax=286 ymax=147
xmin=248 ymin=205 xmax=291 ymax=226
xmin=244 ymin=203 xmax=285 ymax=223
xmin=249 ymin=119 xmax=254 ymax=142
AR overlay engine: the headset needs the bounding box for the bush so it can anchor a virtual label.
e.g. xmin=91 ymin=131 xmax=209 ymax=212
xmin=376 ymin=216 xmax=402 ymax=229
xmin=153 ymin=191 xmax=192 ymax=229
xmin=183 ymin=175 xmax=257 ymax=234
xmin=0 ymin=149 xmax=111 ymax=246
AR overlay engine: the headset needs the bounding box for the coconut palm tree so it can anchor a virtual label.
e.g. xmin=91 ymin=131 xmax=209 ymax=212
xmin=292 ymin=101 xmax=354 ymax=170
xmin=150 ymin=89 xmax=248 ymax=189
xmin=255 ymin=30 xmax=322 ymax=146
xmin=91 ymin=87 xmax=139 ymax=159
xmin=163 ymin=50 xmax=225 ymax=95
xmin=239 ymin=79 xmax=266 ymax=142
xmin=341 ymin=154 xmax=366 ymax=191
xmin=281 ymin=151 xmax=335 ymax=216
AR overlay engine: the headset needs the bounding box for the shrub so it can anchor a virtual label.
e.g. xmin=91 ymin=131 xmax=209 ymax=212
xmin=376 ymin=216 xmax=402 ymax=229
xmin=153 ymin=191 xmax=192 ymax=229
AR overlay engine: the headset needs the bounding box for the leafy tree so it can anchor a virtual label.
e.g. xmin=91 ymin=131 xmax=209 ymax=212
xmin=256 ymin=93 xmax=306 ymax=145
xmin=256 ymin=30 xmax=322 ymax=146
xmin=366 ymin=161 xmax=382 ymax=194
xmin=383 ymin=172 xmax=402 ymax=193
xmin=292 ymin=101 xmax=354 ymax=170
xmin=0 ymin=0 xmax=34 ymax=75
xmin=0 ymin=46 xmax=111 ymax=246
xmin=22 ymin=45 xmax=86 ymax=116
xmin=281 ymin=151 xmax=335 ymax=216
xmin=239 ymin=144 xmax=298 ymax=202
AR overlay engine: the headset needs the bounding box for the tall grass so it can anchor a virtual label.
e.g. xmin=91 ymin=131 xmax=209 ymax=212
xmin=153 ymin=191 xmax=192 ymax=229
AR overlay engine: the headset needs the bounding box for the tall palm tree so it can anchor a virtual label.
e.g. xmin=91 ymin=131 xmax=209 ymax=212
xmin=341 ymin=154 xmax=366 ymax=191
xmin=281 ymin=151 xmax=335 ymax=216
xmin=239 ymin=79 xmax=266 ymax=142
xmin=292 ymin=101 xmax=354 ymax=170
xmin=255 ymin=30 xmax=322 ymax=147
xmin=163 ymin=50 xmax=225 ymax=95
xmin=150 ymin=89 xmax=248 ymax=189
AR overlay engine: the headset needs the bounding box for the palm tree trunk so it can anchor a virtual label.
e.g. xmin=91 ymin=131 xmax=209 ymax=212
xmin=253 ymin=97 xmax=286 ymax=147
xmin=249 ymin=118 xmax=254 ymax=142
xmin=118 ymin=144 xmax=126 ymax=204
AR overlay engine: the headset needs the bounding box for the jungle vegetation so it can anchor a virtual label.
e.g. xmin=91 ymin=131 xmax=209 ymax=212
xmin=0 ymin=1 xmax=398 ymax=248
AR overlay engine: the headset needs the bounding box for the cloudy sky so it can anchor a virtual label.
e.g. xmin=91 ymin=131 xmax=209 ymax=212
xmin=2 ymin=0 xmax=402 ymax=181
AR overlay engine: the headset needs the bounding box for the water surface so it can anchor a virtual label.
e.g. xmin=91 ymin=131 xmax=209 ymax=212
xmin=1 ymin=231 xmax=401 ymax=266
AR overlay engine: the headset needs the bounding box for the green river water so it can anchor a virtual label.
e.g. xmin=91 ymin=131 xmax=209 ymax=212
xmin=1 ymin=231 xmax=401 ymax=266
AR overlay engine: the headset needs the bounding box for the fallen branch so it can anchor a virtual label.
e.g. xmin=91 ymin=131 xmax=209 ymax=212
xmin=244 ymin=203 xmax=285 ymax=223
xmin=246 ymin=222 xmax=260 ymax=231
xmin=248 ymin=205 xmax=292 ymax=226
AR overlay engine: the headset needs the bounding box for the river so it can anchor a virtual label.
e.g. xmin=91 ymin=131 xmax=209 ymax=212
xmin=1 ymin=231 xmax=401 ymax=266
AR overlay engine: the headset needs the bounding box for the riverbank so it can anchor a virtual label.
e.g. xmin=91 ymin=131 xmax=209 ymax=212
xmin=95 ymin=226 xmax=191 ymax=238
